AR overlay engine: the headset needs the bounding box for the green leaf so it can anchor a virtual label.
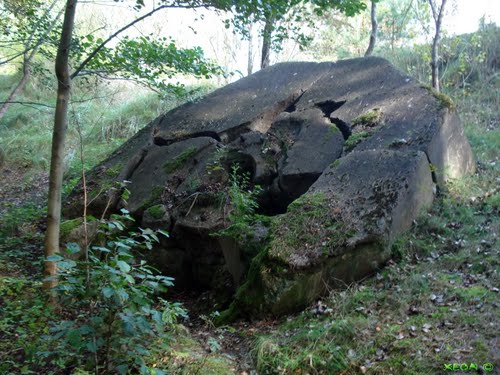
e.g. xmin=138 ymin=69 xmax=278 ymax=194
xmin=86 ymin=340 xmax=98 ymax=353
xmin=116 ymin=288 xmax=129 ymax=302
xmin=116 ymin=364 xmax=129 ymax=375
xmin=58 ymin=260 xmax=77 ymax=270
xmin=66 ymin=242 xmax=80 ymax=254
xmin=102 ymin=287 xmax=115 ymax=298
xmin=117 ymin=260 xmax=131 ymax=273
xmin=46 ymin=255 xmax=64 ymax=262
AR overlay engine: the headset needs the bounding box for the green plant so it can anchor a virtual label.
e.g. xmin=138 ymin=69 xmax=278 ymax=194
xmin=351 ymin=109 xmax=381 ymax=126
xmin=344 ymin=131 xmax=371 ymax=151
xmin=215 ymin=164 xmax=265 ymax=242
xmin=40 ymin=210 xmax=186 ymax=374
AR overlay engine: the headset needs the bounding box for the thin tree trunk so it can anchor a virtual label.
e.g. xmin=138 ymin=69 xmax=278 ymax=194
xmin=0 ymin=3 xmax=63 ymax=123
xmin=261 ymin=16 xmax=273 ymax=69
xmin=0 ymin=56 xmax=30 ymax=120
xmin=43 ymin=0 xmax=78 ymax=293
xmin=364 ymin=0 xmax=377 ymax=57
xmin=429 ymin=0 xmax=447 ymax=92
xmin=247 ymin=23 xmax=254 ymax=76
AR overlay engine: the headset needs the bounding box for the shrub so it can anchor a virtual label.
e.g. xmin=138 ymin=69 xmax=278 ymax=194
xmin=40 ymin=210 xmax=186 ymax=374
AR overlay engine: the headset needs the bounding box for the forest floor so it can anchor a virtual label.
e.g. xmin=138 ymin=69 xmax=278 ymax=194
xmin=0 ymin=90 xmax=499 ymax=374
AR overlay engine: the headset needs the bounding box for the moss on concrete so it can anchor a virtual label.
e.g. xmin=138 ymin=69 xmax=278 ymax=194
xmin=146 ymin=204 xmax=165 ymax=220
xmin=60 ymin=216 xmax=97 ymax=238
xmin=104 ymin=163 xmax=123 ymax=178
xmin=352 ymin=109 xmax=381 ymax=126
xmin=60 ymin=219 xmax=82 ymax=238
xmin=344 ymin=131 xmax=371 ymax=151
xmin=269 ymin=193 xmax=355 ymax=265
xmin=421 ymin=85 xmax=456 ymax=110
xmin=139 ymin=186 xmax=164 ymax=212
xmin=163 ymin=146 xmax=198 ymax=173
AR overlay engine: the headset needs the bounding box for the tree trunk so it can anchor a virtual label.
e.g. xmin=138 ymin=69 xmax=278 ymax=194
xmin=43 ymin=0 xmax=77 ymax=293
xmin=364 ymin=0 xmax=377 ymax=57
xmin=247 ymin=23 xmax=254 ymax=76
xmin=261 ymin=16 xmax=273 ymax=69
xmin=0 ymin=2 xmax=62 ymax=123
xmin=0 ymin=56 xmax=30 ymax=121
xmin=429 ymin=0 xmax=447 ymax=92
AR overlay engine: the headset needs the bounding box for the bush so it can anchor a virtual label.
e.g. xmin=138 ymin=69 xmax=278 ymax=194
xmin=40 ymin=210 xmax=186 ymax=374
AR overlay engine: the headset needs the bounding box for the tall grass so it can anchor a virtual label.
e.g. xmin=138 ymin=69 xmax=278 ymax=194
xmin=0 ymin=72 xmax=216 ymax=173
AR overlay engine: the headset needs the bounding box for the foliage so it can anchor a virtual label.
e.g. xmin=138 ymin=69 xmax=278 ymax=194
xmin=0 ymin=277 xmax=51 ymax=374
xmin=75 ymin=34 xmax=223 ymax=96
xmin=229 ymin=0 xmax=367 ymax=55
xmin=215 ymin=164 xmax=266 ymax=242
xmin=0 ymin=0 xmax=62 ymax=67
xmin=379 ymin=22 xmax=499 ymax=94
xmin=376 ymin=0 xmax=430 ymax=50
xmin=40 ymin=210 xmax=186 ymax=374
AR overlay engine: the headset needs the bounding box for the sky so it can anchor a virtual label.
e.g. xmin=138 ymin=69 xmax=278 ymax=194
xmin=445 ymin=0 xmax=500 ymax=35
xmin=67 ymin=0 xmax=500 ymax=82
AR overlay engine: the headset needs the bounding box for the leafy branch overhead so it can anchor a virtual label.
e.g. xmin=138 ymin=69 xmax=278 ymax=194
xmin=75 ymin=35 xmax=224 ymax=95
xmin=228 ymin=0 xmax=367 ymax=52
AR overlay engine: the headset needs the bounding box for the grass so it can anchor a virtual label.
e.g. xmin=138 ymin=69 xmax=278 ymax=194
xmin=0 ymin=73 xmax=215 ymax=175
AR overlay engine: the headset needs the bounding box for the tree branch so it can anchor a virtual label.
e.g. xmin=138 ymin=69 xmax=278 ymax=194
xmin=0 ymin=101 xmax=54 ymax=108
xmin=70 ymin=4 xmax=170 ymax=79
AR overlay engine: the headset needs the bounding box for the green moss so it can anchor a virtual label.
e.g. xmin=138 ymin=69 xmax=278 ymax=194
xmin=434 ymin=91 xmax=456 ymax=110
xmin=344 ymin=131 xmax=370 ymax=151
xmin=104 ymin=163 xmax=123 ymax=178
xmin=163 ymin=146 xmax=198 ymax=173
xmin=60 ymin=219 xmax=82 ymax=238
xmin=146 ymin=204 xmax=165 ymax=220
xmin=421 ymin=85 xmax=456 ymax=110
xmin=330 ymin=159 xmax=341 ymax=169
xmin=352 ymin=108 xmax=381 ymax=126
xmin=60 ymin=216 xmax=99 ymax=239
xmin=269 ymin=193 xmax=355 ymax=263
xmin=139 ymin=186 xmax=164 ymax=212
xmin=215 ymin=248 xmax=269 ymax=325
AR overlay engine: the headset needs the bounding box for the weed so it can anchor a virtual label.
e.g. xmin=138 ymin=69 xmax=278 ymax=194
xmin=351 ymin=108 xmax=381 ymax=126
